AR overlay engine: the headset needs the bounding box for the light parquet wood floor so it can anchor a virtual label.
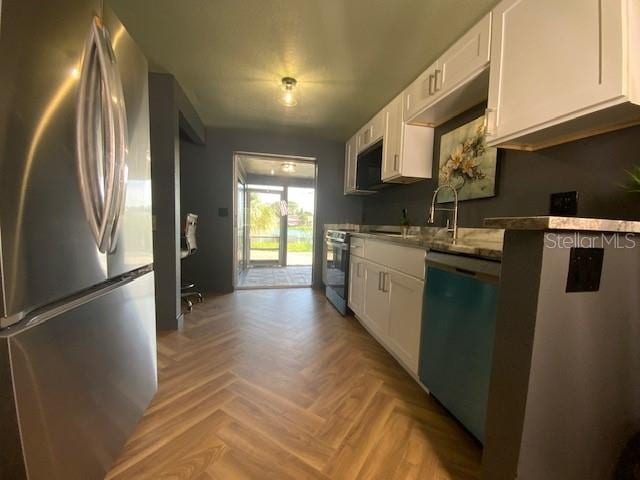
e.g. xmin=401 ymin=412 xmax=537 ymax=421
xmin=106 ymin=288 xmax=481 ymax=480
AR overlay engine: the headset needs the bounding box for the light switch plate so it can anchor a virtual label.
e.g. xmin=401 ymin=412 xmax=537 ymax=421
xmin=550 ymin=191 xmax=578 ymax=216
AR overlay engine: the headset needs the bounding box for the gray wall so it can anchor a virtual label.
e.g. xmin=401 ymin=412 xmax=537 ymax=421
xmin=149 ymin=73 xmax=204 ymax=330
xmin=362 ymin=103 xmax=640 ymax=226
xmin=180 ymin=128 xmax=363 ymax=293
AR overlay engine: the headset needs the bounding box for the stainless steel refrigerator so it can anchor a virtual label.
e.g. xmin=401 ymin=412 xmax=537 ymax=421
xmin=0 ymin=1 xmax=157 ymax=478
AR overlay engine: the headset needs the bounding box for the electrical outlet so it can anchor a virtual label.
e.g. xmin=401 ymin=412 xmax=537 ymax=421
xmin=550 ymin=191 xmax=578 ymax=216
xmin=566 ymin=247 xmax=604 ymax=293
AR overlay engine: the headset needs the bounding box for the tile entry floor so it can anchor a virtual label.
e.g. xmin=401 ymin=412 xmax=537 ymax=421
xmin=237 ymin=266 xmax=312 ymax=288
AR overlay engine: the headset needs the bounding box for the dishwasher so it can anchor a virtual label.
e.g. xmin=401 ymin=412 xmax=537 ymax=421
xmin=419 ymin=251 xmax=501 ymax=443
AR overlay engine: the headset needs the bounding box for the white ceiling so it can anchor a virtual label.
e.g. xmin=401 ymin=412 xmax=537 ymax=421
xmin=238 ymin=154 xmax=316 ymax=179
xmin=108 ymin=0 xmax=499 ymax=141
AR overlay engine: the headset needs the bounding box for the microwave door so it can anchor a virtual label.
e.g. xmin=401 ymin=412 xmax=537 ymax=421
xmin=356 ymin=140 xmax=384 ymax=190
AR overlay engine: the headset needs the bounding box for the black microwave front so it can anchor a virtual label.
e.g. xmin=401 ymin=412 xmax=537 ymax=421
xmin=356 ymin=140 xmax=388 ymax=191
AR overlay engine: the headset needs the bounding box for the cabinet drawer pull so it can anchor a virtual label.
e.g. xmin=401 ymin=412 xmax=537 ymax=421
xmin=382 ymin=272 xmax=389 ymax=292
xmin=434 ymin=69 xmax=442 ymax=92
xmin=394 ymin=154 xmax=399 ymax=171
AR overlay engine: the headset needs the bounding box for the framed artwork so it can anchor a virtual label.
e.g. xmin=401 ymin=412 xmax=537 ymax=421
xmin=437 ymin=115 xmax=498 ymax=203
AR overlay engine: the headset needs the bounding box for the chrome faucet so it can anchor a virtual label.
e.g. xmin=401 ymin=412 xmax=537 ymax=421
xmin=427 ymin=184 xmax=459 ymax=242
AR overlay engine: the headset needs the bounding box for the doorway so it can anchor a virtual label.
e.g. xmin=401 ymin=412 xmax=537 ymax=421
xmin=234 ymin=153 xmax=317 ymax=289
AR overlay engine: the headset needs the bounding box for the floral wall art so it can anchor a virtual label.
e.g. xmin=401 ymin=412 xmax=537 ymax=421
xmin=437 ymin=114 xmax=498 ymax=203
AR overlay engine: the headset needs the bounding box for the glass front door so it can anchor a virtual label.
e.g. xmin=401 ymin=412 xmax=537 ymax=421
xmin=286 ymin=187 xmax=314 ymax=266
xmin=248 ymin=187 xmax=284 ymax=266
xmin=237 ymin=179 xmax=247 ymax=277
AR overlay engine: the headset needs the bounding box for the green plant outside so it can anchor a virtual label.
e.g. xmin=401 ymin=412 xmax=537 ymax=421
xmin=248 ymin=192 xmax=314 ymax=253
xmin=251 ymin=241 xmax=312 ymax=252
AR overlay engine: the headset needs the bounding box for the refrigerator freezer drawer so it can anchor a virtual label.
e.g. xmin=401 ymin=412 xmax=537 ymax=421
xmin=7 ymin=271 xmax=157 ymax=480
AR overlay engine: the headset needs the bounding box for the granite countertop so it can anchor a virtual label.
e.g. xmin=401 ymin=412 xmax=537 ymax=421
xmin=484 ymin=216 xmax=640 ymax=233
xmin=337 ymin=225 xmax=504 ymax=261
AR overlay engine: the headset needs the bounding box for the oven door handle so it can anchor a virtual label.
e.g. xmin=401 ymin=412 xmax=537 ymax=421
xmin=326 ymin=240 xmax=349 ymax=251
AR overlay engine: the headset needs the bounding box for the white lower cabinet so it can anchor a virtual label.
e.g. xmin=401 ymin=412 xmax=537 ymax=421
xmin=348 ymin=255 xmax=365 ymax=317
xmin=362 ymin=261 xmax=389 ymax=339
xmin=348 ymin=238 xmax=425 ymax=376
xmin=386 ymin=270 xmax=423 ymax=374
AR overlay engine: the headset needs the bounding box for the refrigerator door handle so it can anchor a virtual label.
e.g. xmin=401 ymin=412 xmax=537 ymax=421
xmin=94 ymin=17 xmax=129 ymax=253
xmin=76 ymin=19 xmax=108 ymax=249
xmin=76 ymin=17 xmax=123 ymax=254
xmin=107 ymin=43 xmax=129 ymax=253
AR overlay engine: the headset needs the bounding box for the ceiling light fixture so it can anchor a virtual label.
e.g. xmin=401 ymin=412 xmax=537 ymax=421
xmin=281 ymin=162 xmax=296 ymax=173
xmin=280 ymin=77 xmax=298 ymax=107
xmin=270 ymin=169 xmax=275 ymax=175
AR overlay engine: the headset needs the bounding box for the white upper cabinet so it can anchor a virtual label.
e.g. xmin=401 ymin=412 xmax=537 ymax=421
xmin=406 ymin=13 xmax=492 ymax=126
xmin=404 ymin=62 xmax=440 ymax=122
xmin=383 ymin=93 xmax=434 ymax=183
xmin=346 ymin=94 xmax=434 ymax=193
xmin=345 ymin=13 xmax=493 ymax=193
xmin=343 ymin=134 xmax=358 ymax=194
xmin=358 ymin=109 xmax=385 ymax=153
xmin=437 ymin=13 xmax=491 ymax=98
xmin=382 ymin=94 xmax=403 ymax=180
xmin=486 ymin=0 xmax=640 ymax=150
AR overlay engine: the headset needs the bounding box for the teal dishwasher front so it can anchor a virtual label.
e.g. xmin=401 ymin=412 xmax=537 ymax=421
xmin=419 ymin=251 xmax=500 ymax=443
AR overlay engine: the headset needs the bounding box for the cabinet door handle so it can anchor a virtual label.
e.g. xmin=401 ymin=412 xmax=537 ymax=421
xmin=394 ymin=154 xmax=399 ymax=172
xmin=378 ymin=271 xmax=383 ymax=291
xmin=434 ymin=69 xmax=442 ymax=92
xmin=382 ymin=272 xmax=389 ymax=292
xmin=484 ymin=108 xmax=497 ymax=136
xmin=428 ymin=74 xmax=435 ymax=96
xmin=357 ymin=262 xmax=362 ymax=277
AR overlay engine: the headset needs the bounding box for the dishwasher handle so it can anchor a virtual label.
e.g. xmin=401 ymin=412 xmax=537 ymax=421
xmin=426 ymin=251 xmax=501 ymax=282
xmin=455 ymin=267 xmax=477 ymax=277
